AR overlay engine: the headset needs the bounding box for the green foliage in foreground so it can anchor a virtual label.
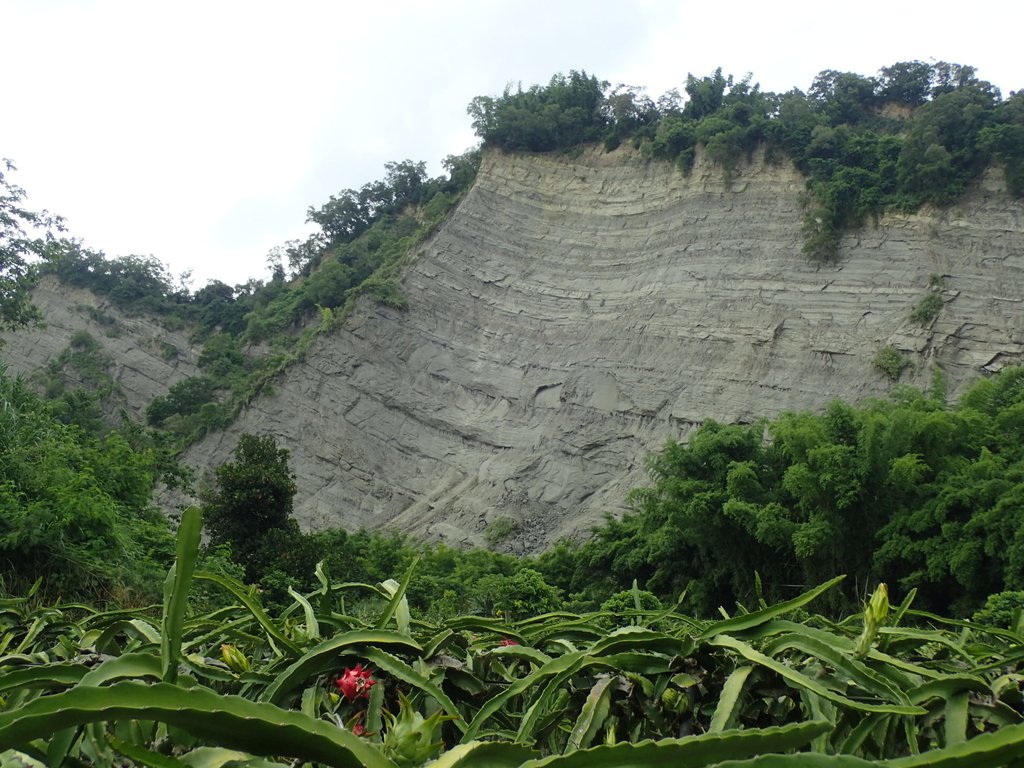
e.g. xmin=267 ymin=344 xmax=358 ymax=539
xmin=3 ymin=520 xmax=1024 ymax=767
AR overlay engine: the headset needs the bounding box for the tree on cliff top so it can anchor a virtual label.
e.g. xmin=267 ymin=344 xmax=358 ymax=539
xmin=0 ymin=159 xmax=68 ymax=330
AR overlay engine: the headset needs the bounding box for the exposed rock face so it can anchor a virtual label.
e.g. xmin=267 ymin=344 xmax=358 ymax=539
xmin=0 ymin=276 xmax=202 ymax=421
xmin=178 ymin=147 xmax=1024 ymax=551
xmin=4 ymin=147 xmax=1023 ymax=552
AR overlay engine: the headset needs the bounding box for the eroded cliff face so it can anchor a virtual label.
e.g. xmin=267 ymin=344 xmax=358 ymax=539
xmin=4 ymin=148 xmax=1022 ymax=550
xmin=0 ymin=277 xmax=202 ymax=421
xmin=175 ymin=147 xmax=1024 ymax=550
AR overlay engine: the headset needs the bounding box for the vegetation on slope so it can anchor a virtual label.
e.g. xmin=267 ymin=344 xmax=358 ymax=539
xmin=469 ymin=62 xmax=1024 ymax=259
xmin=0 ymin=365 xmax=176 ymax=603
xmin=6 ymin=335 xmax=1024 ymax=629
xmin=541 ymin=368 xmax=1024 ymax=619
xmin=23 ymin=365 xmax=1002 ymax=630
xmin=28 ymin=150 xmax=481 ymax=446
xmin=0 ymin=159 xmax=68 ymax=331
xmin=5 ymin=61 xmax=1021 ymax=450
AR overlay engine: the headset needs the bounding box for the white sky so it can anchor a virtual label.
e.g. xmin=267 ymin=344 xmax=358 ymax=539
xmin=3 ymin=0 xmax=1020 ymax=288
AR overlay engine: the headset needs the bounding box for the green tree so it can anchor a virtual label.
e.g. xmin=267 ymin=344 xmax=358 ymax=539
xmin=808 ymin=70 xmax=879 ymax=126
xmin=201 ymin=434 xmax=298 ymax=577
xmin=683 ymin=68 xmax=730 ymax=120
xmin=0 ymin=365 xmax=173 ymax=601
xmin=0 ymin=160 xmax=68 ymax=330
xmin=476 ymin=568 xmax=563 ymax=620
xmin=877 ymin=61 xmax=934 ymax=107
xmin=897 ymin=85 xmax=998 ymax=206
xmin=468 ymin=70 xmax=609 ymax=152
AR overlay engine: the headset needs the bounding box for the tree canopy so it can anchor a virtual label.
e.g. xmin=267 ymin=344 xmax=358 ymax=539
xmin=468 ymin=62 xmax=1024 ymax=260
xmin=0 ymin=160 xmax=68 ymax=330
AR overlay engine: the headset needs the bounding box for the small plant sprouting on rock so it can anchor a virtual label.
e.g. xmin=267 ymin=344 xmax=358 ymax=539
xmin=911 ymin=291 xmax=944 ymax=326
xmin=484 ymin=515 xmax=520 ymax=548
xmin=873 ymin=345 xmax=910 ymax=381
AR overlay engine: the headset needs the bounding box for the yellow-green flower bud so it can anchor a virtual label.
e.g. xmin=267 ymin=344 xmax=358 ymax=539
xmin=866 ymin=582 xmax=889 ymax=626
xmin=854 ymin=583 xmax=889 ymax=658
xmin=220 ymin=643 xmax=250 ymax=673
xmin=383 ymin=692 xmax=449 ymax=767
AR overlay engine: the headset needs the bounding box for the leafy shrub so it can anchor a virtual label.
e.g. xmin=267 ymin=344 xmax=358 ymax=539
xmin=973 ymin=590 xmax=1024 ymax=629
xmin=484 ymin=516 xmax=520 ymax=548
xmin=910 ymin=291 xmax=944 ymax=325
xmin=145 ymin=375 xmax=219 ymax=426
xmin=599 ymin=586 xmax=662 ymax=627
xmin=0 ymin=367 xmax=173 ymax=602
xmin=872 ymin=345 xmax=910 ymax=380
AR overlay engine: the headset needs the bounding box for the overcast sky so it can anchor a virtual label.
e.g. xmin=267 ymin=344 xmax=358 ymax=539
xmin=4 ymin=0 xmax=1019 ymax=288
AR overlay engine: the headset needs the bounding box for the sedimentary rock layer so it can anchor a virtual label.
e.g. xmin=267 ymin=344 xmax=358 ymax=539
xmin=4 ymin=147 xmax=1021 ymax=549
xmin=0 ymin=278 xmax=202 ymax=421
xmin=178 ymin=147 xmax=1024 ymax=550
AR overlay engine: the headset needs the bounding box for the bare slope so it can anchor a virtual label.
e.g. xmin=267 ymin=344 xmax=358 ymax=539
xmin=0 ymin=276 xmax=202 ymax=421
xmin=173 ymin=146 xmax=1023 ymax=550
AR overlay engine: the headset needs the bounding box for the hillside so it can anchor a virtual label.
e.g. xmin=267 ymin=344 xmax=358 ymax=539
xmin=0 ymin=276 xmax=203 ymax=422
xmin=133 ymin=144 xmax=1022 ymax=550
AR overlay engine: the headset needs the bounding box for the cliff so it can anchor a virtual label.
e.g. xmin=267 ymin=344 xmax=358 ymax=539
xmin=5 ymin=146 xmax=1023 ymax=550
xmin=0 ymin=278 xmax=202 ymax=421
xmin=180 ymin=146 xmax=1024 ymax=550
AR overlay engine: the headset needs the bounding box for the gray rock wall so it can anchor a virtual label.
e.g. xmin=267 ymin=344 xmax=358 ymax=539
xmin=178 ymin=146 xmax=1024 ymax=550
xmin=0 ymin=276 xmax=202 ymax=421
xmin=4 ymin=148 xmax=1021 ymax=551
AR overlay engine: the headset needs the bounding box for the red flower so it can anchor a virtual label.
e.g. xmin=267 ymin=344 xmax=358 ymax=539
xmin=352 ymin=722 xmax=366 ymax=737
xmin=336 ymin=663 xmax=377 ymax=701
xmin=499 ymin=638 xmax=519 ymax=647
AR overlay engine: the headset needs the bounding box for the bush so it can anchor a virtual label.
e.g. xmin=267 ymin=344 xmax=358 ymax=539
xmin=911 ymin=291 xmax=944 ymax=325
xmin=973 ymin=591 xmax=1024 ymax=629
xmin=872 ymin=345 xmax=910 ymax=381
xmin=484 ymin=516 xmax=520 ymax=548
xmin=599 ymin=587 xmax=662 ymax=627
